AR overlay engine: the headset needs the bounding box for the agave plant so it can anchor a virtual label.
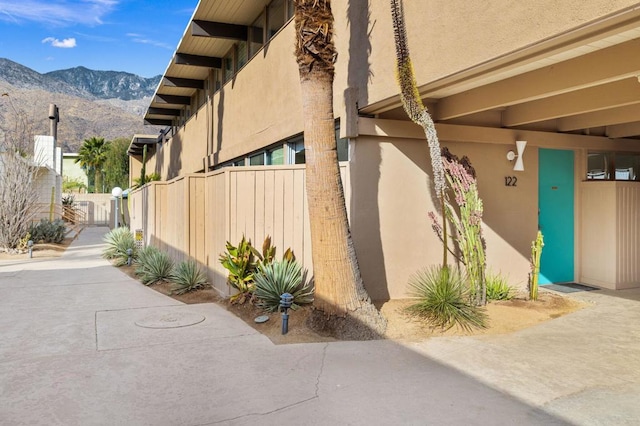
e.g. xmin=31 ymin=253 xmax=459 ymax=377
xmin=102 ymin=227 xmax=136 ymax=266
xmin=406 ymin=265 xmax=487 ymax=332
xmin=485 ymin=270 xmax=514 ymax=301
xmin=171 ymin=259 xmax=208 ymax=295
xmin=135 ymin=246 xmax=174 ymax=285
xmin=253 ymin=259 xmax=314 ymax=312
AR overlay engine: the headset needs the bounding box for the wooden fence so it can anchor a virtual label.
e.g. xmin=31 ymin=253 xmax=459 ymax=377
xmin=129 ymin=164 xmax=350 ymax=296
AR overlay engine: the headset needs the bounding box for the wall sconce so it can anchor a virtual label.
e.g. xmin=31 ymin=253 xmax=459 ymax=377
xmin=507 ymin=140 xmax=527 ymax=171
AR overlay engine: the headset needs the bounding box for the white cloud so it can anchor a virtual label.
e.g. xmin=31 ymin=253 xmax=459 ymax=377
xmin=126 ymin=33 xmax=172 ymax=50
xmin=42 ymin=37 xmax=77 ymax=48
xmin=0 ymin=0 xmax=118 ymax=26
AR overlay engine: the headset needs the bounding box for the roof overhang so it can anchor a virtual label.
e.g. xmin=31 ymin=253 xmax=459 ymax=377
xmin=362 ymin=5 xmax=640 ymax=141
xmin=128 ymin=134 xmax=161 ymax=157
xmin=144 ymin=0 xmax=271 ymax=124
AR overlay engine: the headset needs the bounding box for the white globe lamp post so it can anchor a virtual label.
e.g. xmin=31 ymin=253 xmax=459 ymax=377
xmin=111 ymin=187 xmax=123 ymax=228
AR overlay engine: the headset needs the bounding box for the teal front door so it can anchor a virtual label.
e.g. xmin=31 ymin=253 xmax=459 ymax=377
xmin=538 ymin=149 xmax=574 ymax=284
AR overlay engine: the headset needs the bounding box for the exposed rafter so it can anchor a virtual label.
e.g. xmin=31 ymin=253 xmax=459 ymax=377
xmin=155 ymin=94 xmax=191 ymax=105
xmin=145 ymin=118 xmax=173 ymax=126
xmin=191 ymin=19 xmax=248 ymax=40
xmin=162 ymin=76 xmax=204 ymax=89
xmin=559 ymin=104 xmax=640 ymax=132
xmin=148 ymin=107 xmax=182 ymax=116
xmin=607 ymin=122 xmax=640 ymax=138
xmin=175 ymin=53 xmax=222 ymax=69
xmin=502 ymin=78 xmax=640 ymax=127
xmin=436 ymin=39 xmax=640 ymax=121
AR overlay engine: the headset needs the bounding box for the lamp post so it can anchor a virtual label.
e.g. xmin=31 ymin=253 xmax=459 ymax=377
xmin=279 ymin=293 xmax=294 ymax=335
xmin=111 ymin=187 xmax=123 ymax=228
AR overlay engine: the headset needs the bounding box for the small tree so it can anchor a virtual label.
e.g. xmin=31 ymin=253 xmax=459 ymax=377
xmin=104 ymin=137 xmax=130 ymax=190
xmin=75 ymin=136 xmax=109 ymax=193
xmin=0 ymin=93 xmax=39 ymax=251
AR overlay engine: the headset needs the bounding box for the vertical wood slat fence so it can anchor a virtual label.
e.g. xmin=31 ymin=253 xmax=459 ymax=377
xmin=129 ymin=164 xmax=350 ymax=297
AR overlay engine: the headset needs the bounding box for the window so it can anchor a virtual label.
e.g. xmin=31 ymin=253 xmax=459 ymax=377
xmin=587 ymin=151 xmax=639 ymax=181
xmin=223 ymin=49 xmax=234 ymax=83
xmin=336 ymin=127 xmax=349 ymax=162
xmin=233 ymin=158 xmax=246 ymax=167
xmin=249 ymin=153 xmax=265 ymax=166
xmin=286 ymin=0 xmax=294 ymax=20
xmin=289 ymin=139 xmax=305 ymax=164
xmin=268 ymin=0 xmax=286 ymax=39
xmin=250 ymin=12 xmax=265 ymax=57
xmin=237 ymin=41 xmax=248 ymax=69
xmin=267 ymin=146 xmax=284 ymax=165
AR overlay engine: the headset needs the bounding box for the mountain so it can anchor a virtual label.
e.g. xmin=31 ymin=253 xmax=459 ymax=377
xmin=45 ymin=66 xmax=161 ymax=101
xmin=0 ymin=58 xmax=162 ymax=152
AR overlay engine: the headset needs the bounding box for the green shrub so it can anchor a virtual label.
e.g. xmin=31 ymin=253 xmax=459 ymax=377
xmin=406 ymin=265 xmax=487 ymax=332
xmin=135 ymin=246 xmax=174 ymax=285
xmin=29 ymin=219 xmax=66 ymax=244
xmin=253 ymin=259 xmax=314 ymax=312
xmin=485 ymin=271 xmax=514 ymax=301
xmin=171 ymin=259 xmax=208 ymax=295
xmin=102 ymin=227 xmax=136 ymax=266
xmin=219 ymin=236 xmax=258 ymax=303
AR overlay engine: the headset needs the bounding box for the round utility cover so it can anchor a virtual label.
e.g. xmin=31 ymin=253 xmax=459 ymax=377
xmin=135 ymin=312 xmax=205 ymax=329
xmin=254 ymin=315 xmax=270 ymax=323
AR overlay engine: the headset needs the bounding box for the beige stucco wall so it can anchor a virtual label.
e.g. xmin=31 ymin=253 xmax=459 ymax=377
xmin=331 ymin=0 xmax=640 ymax=113
xmin=350 ymin=134 xmax=537 ymax=300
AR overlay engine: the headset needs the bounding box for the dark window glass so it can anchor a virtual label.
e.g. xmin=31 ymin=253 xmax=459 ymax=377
xmin=268 ymin=0 xmax=286 ymax=39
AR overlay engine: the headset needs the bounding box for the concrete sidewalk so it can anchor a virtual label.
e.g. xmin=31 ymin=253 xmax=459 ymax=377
xmin=0 ymin=227 xmax=637 ymax=425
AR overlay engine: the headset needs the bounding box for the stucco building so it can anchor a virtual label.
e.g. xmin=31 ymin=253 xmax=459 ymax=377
xmin=129 ymin=0 xmax=640 ymax=299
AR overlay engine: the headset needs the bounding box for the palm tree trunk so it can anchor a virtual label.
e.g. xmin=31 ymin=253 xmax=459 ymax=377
xmin=295 ymin=0 xmax=385 ymax=339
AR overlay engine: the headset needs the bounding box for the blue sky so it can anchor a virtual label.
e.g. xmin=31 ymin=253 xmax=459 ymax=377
xmin=0 ymin=0 xmax=198 ymax=77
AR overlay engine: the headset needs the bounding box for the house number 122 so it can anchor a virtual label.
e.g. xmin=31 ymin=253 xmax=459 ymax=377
xmin=504 ymin=176 xmax=517 ymax=187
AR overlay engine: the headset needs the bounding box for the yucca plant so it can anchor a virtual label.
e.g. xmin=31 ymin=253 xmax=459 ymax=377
xmin=406 ymin=265 xmax=487 ymax=332
xmin=485 ymin=271 xmax=514 ymax=301
xmin=135 ymin=246 xmax=174 ymax=285
xmin=253 ymin=259 xmax=314 ymax=312
xmin=171 ymin=259 xmax=208 ymax=295
xmin=102 ymin=227 xmax=136 ymax=266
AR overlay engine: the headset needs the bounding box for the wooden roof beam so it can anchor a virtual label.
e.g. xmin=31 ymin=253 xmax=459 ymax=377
xmin=162 ymin=76 xmax=204 ymax=89
xmin=155 ymin=94 xmax=191 ymax=105
xmin=145 ymin=118 xmax=173 ymax=126
xmin=558 ymin=104 xmax=640 ymax=131
xmin=437 ymin=38 xmax=640 ymax=121
xmin=147 ymin=107 xmax=181 ymax=116
xmin=502 ymin=78 xmax=640 ymax=127
xmin=191 ymin=19 xmax=248 ymax=41
xmin=175 ymin=53 xmax=222 ymax=69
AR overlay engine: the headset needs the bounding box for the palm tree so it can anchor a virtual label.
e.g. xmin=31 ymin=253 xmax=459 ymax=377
xmin=294 ymin=0 xmax=386 ymax=339
xmin=75 ymin=136 xmax=109 ymax=193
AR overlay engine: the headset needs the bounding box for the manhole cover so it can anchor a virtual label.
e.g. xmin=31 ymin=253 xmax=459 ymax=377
xmin=254 ymin=315 xmax=270 ymax=323
xmin=135 ymin=312 xmax=206 ymax=329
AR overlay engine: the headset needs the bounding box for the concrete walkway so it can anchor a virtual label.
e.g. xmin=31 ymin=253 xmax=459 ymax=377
xmin=0 ymin=227 xmax=637 ymax=425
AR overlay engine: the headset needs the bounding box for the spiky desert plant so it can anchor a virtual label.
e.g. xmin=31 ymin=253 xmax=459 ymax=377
xmin=171 ymin=259 xmax=208 ymax=295
xmin=135 ymin=246 xmax=174 ymax=285
xmin=254 ymin=259 xmax=314 ymax=312
xmin=485 ymin=270 xmax=514 ymax=301
xmin=102 ymin=227 xmax=135 ymax=266
xmin=406 ymin=265 xmax=487 ymax=332
xmin=529 ymin=231 xmax=544 ymax=301
xmin=430 ymin=148 xmax=487 ymax=306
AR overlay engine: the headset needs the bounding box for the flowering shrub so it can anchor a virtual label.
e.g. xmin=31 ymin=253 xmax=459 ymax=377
xmin=430 ymin=148 xmax=487 ymax=306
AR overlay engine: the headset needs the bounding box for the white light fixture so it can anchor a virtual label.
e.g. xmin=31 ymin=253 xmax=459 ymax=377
xmin=506 ymin=140 xmax=527 ymax=171
xmin=111 ymin=187 xmax=123 ymax=228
